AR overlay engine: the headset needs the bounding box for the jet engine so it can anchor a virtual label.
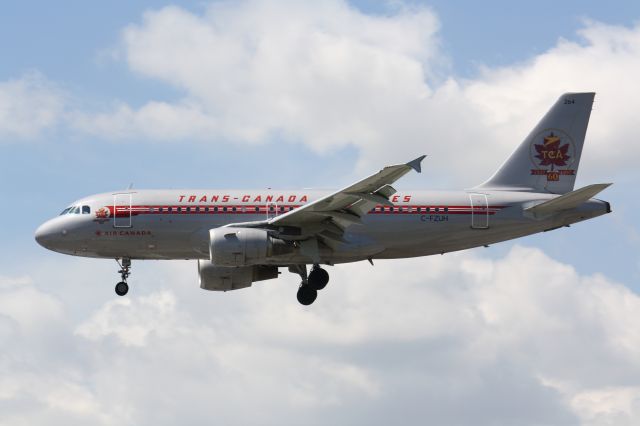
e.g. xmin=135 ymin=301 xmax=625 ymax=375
xmin=198 ymin=261 xmax=279 ymax=291
xmin=209 ymin=227 xmax=292 ymax=267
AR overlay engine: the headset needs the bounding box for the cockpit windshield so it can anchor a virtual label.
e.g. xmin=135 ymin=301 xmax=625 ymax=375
xmin=59 ymin=205 xmax=91 ymax=216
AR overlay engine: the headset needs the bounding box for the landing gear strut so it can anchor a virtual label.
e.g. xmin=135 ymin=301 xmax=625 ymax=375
xmin=115 ymin=258 xmax=131 ymax=296
xmin=290 ymin=264 xmax=330 ymax=305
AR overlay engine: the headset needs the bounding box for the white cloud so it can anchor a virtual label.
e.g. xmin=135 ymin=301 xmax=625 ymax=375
xmin=0 ymin=72 xmax=65 ymax=140
xmin=4 ymin=2 xmax=639 ymax=188
xmin=72 ymin=1 xmax=444 ymax=157
xmin=62 ymin=2 xmax=640 ymax=187
xmin=3 ymin=245 xmax=640 ymax=425
xmin=0 ymin=275 xmax=64 ymax=332
xmin=75 ymin=291 xmax=181 ymax=346
xmin=571 ymin=386 xmax=640 ymax=426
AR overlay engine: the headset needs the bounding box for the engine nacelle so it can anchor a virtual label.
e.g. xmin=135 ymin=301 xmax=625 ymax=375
xmin=210 ymin=227 xmax=287 ymax=267
xmin=198 ymin=260 xmax=279 ymax=291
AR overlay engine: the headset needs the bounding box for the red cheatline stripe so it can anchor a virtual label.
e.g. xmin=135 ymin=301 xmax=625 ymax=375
xmin=105 ymin=204 xmax=507 ymax=217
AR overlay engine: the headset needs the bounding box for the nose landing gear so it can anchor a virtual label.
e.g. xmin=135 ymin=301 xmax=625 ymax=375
xmin=290 ymin=264 xmax=330 ymax=306
xmin=115 ymin=258 xmax=131 ymax=296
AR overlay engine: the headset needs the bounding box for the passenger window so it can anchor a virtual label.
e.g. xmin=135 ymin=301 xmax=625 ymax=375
xmin=82 ymin=205 xmax=90 ymax=214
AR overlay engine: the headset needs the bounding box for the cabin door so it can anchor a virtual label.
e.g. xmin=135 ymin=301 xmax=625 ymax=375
xmin=469 ymin=193 xmax=489 ymax=229
xmin=113 ymin=193 xmax=133 ymax=228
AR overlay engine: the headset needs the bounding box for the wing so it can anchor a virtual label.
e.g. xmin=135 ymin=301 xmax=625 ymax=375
xmin=267 ymin=155 xmax=426 ymax=246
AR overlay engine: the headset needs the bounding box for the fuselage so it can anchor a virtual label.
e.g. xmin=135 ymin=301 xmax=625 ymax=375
xmin=34 ymin=188 xmax=610 ymax=264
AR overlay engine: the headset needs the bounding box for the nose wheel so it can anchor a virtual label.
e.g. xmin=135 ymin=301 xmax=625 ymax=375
xmin=115 ymin=281 xmax=129 ymax=296
xmin=290 ymin=264 xmax=330 ymax=305
xmin=115 ymin=258 xmax=131 ymax=296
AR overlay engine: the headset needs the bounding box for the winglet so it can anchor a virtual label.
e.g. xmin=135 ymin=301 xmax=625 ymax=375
xmin=406 ymin=155 xmax=427 ymax=173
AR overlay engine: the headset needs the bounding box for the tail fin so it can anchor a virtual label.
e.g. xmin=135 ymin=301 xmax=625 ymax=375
xmin=479 ymin=92 xmax=595 ymax=194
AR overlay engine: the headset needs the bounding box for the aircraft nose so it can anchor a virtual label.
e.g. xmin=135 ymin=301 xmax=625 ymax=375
xmin=35 ymin=222 xmax=51 ymax=247
xmin=35 ymin=220 xmax=66 ymax=248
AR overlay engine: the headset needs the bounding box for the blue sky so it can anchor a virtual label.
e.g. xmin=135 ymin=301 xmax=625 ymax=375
xmin=2 ymin=1 xmax=640 ymax=424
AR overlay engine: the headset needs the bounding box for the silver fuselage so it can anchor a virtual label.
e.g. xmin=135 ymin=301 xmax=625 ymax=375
xmin=35 ymin=189 xmax=610 ymax=264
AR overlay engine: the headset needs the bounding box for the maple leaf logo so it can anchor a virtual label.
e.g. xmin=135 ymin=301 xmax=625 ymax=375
xmin=95 ymin=207 xmax=110 ymax=219
xmin=534 ymin=133 xmax=571 ymax=168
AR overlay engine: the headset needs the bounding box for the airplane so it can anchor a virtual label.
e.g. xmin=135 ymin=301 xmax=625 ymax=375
xmin=35 ymin=92 xmax=611 ymax=305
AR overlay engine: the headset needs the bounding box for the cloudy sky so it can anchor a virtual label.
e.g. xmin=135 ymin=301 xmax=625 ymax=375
xmin=2 ymin=1 xmax=640 ymax=424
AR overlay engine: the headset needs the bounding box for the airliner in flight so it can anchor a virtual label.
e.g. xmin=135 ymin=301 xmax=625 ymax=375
xmin=35 ymin=93 xmax=611 ymax=305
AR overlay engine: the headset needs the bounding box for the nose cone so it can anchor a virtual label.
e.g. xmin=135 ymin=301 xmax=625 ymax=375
xmin=35 ymin=220 xmax=64 ymax=249
xmin=35 ymin=222 xmax=50 ymax=248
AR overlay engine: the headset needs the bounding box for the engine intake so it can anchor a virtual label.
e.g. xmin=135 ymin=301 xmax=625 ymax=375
xmin=209 ymin=227 xmax=291 ymax=267
xmin=210 ymin=227 xmax=269 ymax=266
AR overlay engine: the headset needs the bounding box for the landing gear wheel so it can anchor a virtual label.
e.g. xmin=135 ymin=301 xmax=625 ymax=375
xmin=296 ymin=284 xmax=317 ymax=305
xmin=115 ymin=281 xmax=129 ymax=296
xmin=308 ymin=267 xmax=329 ymax=290
xmin=114 ymin=258 xmax=132 ymax=297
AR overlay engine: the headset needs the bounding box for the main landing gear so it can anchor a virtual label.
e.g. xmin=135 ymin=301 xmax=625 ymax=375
xmin=290 ymin=264 xmax=330 ymax=306
xmin=115 ymin=258 xmax=131 ymax=296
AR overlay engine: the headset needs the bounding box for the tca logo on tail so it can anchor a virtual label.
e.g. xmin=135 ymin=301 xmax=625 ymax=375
xmin=529 ymin=129 xmax=576 ymax=181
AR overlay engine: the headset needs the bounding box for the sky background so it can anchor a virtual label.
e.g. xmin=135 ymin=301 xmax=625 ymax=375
xmin=1 ymin=1 xmax=640 ymax=424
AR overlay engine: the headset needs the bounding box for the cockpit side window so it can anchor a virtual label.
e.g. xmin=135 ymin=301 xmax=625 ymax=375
xmin=59 ymin=207 xmax=72 ymax=215
xmin=82 ymin=205 xmax=90 ymax=214
xmin=72 ymin=206 xmax=80 ymax=214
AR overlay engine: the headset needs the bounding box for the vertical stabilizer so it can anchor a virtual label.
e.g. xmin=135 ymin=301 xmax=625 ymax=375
xmin=479 ymin=92 xmax=595 ymax=194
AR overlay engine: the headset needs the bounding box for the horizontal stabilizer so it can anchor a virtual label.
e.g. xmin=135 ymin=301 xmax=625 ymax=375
xmin=525 ymin=183 xmax=612 ymax=216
